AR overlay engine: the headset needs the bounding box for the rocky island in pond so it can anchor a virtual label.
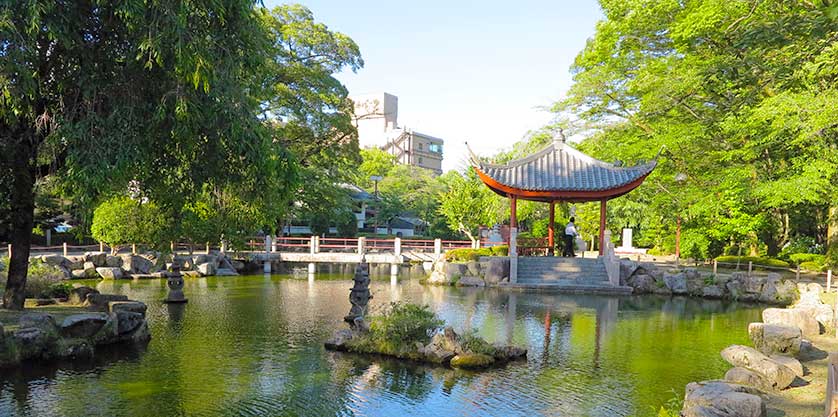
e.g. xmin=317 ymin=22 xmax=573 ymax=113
xmin=325 ymin=258 xmax=526 ymax=369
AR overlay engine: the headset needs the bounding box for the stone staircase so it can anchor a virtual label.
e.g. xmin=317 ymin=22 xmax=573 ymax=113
xmin=511 ymin=256 xmax=631 ymax=294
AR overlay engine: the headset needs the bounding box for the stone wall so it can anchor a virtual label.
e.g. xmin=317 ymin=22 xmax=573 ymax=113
xmin=0 ymin=287 xmax=150 ymax=368
xmin=619 ymin=259 xmax=798 ymax=305
xmin=425 ymin=257 xmax=510 ymax=287
xmin=34 ymin=252 xmax=242 ymax=280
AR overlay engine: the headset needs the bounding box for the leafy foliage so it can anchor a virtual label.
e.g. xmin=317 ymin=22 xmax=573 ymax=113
xmin=91 ymin=196 xmax=170 ymax=253
xmin=354 ymin=303 xmax=444 ymax=355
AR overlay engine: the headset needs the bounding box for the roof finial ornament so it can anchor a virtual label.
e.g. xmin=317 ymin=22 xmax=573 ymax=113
xmin=555 ymin=127 xmax=567 ymax=144
xmin=465 ymin=141 xmax=481 ymax=167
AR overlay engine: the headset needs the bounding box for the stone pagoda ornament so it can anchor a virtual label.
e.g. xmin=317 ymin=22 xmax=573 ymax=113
xmin=164 ymin=263 xmax=188 ymax=304
xmin=344 ymin=254 xmax=372 ymax=329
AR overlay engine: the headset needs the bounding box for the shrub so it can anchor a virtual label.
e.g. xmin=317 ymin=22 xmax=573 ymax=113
xmin=460 ymin=331 xmax=497 ymax=356
xmin=799 ymin=261 xmax=826 ymax=272
xmin=362 ymin=302 xmax=444 ymax=354
xmin=445 ymin=248 xmax=491 ymax=262
xmin=714 ymin=256 xmax=789 ymax=268
xmin=648 ymin=246 xmax=671 ymax=256
xmin=0 ymin=259 xmax=67 ymax=298
xmin=789 ymin=253 xmax=825 ymax=265
xmin=489 ymin=245 xmax=509 ymax=256
xmin=91 ymin=196 xmax=170 ymax=253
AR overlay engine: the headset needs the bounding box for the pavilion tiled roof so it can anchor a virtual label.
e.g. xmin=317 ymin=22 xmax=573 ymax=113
xmin=469 ymin=141 xmax=657 ymax=193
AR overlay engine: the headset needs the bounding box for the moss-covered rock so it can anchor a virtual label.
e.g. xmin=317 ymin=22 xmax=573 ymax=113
xmin=450 ymin=353 xmax=495 ymax=369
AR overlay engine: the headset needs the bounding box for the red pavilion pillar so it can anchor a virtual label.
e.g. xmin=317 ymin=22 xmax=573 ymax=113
xmin=599 ymin=199 xmax=607 ymax=256
xmin=510 ymin=195 xmax=518 ymax=228
xmin=548 ymin=201 xmax=555 ymax=256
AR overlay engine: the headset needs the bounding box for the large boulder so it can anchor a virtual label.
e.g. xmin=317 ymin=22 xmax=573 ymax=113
xmin=724 ymin=367 xmax=775 ymax=392
xmin=19 ymin=312 xmax=57 ymax=333
xmin=41 ymin=254 xmax=69 ymax=268
xmin=762 ymin=308 xmax=820 ymax=337
xmin=83 ymin=252 xmax=107 ymax=267
xmin=68 ymin=286 xmax=99 ymax=305
xmin=105 ymin=255 xmax=122 ymax=268
xmin=60 ymin=313 xmax=109 ymax=338
xmin=795 ymin=303 xmax=833 ymax=333
xmin=12 ymin=327 xmax=52 ymax=360
xmin=663 ymin=271 xmax=688 ymax=294
xmin=115 ymin=311 xmax=144 ymax=335
xmin=703 ymin=285 xmax=724 ymax=298
xmin=418 ymin=327 xmax=462 ymax=364
xmin=65 ymin=256 xmax=85 ymax=270
xmin=491 ymin=343 xmax=527 ymax=362
xmin=425 ymin=261 xmax=449 ymax=285
xmin=196 ymin=262 xmax=216 ymax=276
xmin=84 ymin=293 xmax=129 ymax=311
xmin=96 ymin=267 xmax=124 ymax=280
xmin=108 ymin=301 xmax=147 ymax=317
xmin=720 ymin=345 xmax=796 ymax=390
xmin=748 ymin=323 xmax=801 ymax=356
xmin=619 ymin=258 xmax=639 ymax=283
xmin=796 ymin=283 xmax=823 ymax=305
xmin=627 ymin=274 xmax=656 ymax=293
xmin=324 ymin=329 xmax=355 ymax=351
xmin=682 ymin=381 xmax=766 ymax=417
xmin=743 ymin=276 xmax=765 ymax=294
xmin=445 ymin=263 xmax=468 ymax=283
xmin=466 ymin=261 xmax=481 ymax=276
xmin=770 ymin=355 xmax=803 ymax=378
xmin=484 ymin=258 xmax=509 ymax=285
xmin=120 ymin=255 xmax=154 ymax=275
xmin=456 ymin=276 xmax=485 ymax=287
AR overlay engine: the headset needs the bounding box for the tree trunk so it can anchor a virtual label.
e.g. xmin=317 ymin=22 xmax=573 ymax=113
xmin=829 ymin=206 xmax=838 ymax=247
xmin=3 ymin=139 xmax=35 ymax=310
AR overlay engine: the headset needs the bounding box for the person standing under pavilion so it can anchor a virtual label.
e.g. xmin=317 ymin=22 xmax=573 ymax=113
xmin=563 ymin=217 xmax=578 ymax=257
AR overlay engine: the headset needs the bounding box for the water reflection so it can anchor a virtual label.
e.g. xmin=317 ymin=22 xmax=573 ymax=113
xmin=0 ymin=271 xmax=762 ymax=417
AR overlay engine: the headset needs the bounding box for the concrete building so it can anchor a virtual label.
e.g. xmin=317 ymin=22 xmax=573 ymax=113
xmin=351 ymin=92 xmax=444 ymax=175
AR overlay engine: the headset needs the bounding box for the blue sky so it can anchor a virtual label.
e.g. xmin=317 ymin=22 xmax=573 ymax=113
xmin=268 ymin=1 xmax=604 ymax=171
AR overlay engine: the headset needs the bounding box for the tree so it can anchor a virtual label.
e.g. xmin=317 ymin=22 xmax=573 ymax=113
xmin=437 ymin=170 xmax=503 ymax=242
xmin=91 ymin=196 xmax=169 ymax=255
xmin=0 ymin=2 xmax=295 ymax=309
xmin=357 ymin=148 xmax=396 ymax=188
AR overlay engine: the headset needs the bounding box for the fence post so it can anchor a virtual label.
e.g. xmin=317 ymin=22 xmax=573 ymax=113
xmin=99 ymin=241 xmax=104 ymax=252
xmin=132 ymin=243 xmax=137 ymax=255
xmin=7 ymin=244 xmax=11 ymax=258
xmin=220 ymin=240 xmax=227 ymax=254
xmin=357 ymin=237 xmax=366 ymax=255
xmin=748 ymin=261 xmax=752 ymax=277
xmin=713 ymin=259 xmax=718 ymax=276
xmin=315 ymin=236 xmax=321 ymax=253
xmin=62 ymin=242 xmax=68 ymax=257
xmin=796 ymin=265 xmax=801 ymax=281
xmin=394 ymin=237 xmax=402 ymax=257
xmin=204 ymin=242 xmax=209 ymax=255
xmin=434 ymin=238 xmax=442 ymax=256
xmin=271 ymin=235 xmax=277 ymax=253
xmin=310 ymin=236 xmax=317 ymax=255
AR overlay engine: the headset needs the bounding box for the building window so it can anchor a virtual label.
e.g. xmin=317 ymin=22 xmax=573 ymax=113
xmin=417 ymin=143 xmax=423 ymax=151
xmin=418 ymin=157 xmax=424 ymax=165
xmin=429 ymin=143 xmax=442 ymax=153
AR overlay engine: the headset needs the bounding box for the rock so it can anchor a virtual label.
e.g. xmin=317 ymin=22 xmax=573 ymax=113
xmin=84 ymin=293 xmax=129 ymax=311
xmin=744 ymin=277 xmax=765 ymax=294
xmin=445 ymin=263 xmax=468 ymax=283
xmin=105 ymin=255 xmax=122 ymax=268
xmin=748 ymin=323 xmax=801 ymax=356
xmin=466 ymin=261 xmax=481 ymax=276
xmin=450 ymin=353 xmax=495 ymax=369
xmin=772 ymin=280 xmax=798 ymax=305
xmin=770 ymin=355 xmax=803 ymax=378
xmin=797 ymin=283 xmax=823 ymax=305
xmin=69 ymin=286 xmax=99 ymax=305
xmin=55 ymin=338 xmax=94 ymax=359
xmin=724 ymin=367 xmax=776 ymax=392
xmin=419 ymin=341 xmax=456 ymax=364
xmin=420 ymin=327 xmax=464 ymax=362
xmin=726 ymin=280 xmax=745 ymax=300
xmin=456 ymin=276 xmax=485 ymax=287
xmin=60 ymin=313 xmax=109 ymax=338
xmin=12 ymin=327 xmax=51 ymax=360
xmin=83 ymin=252 xmax=107 ymax=267
xmin=703 ymin=285 xmax=724 ymax=298
xmin=491 ymin=343 xmax=527 ymax=362
xmin=627 ymin=274 xmax=656 ymax=293
xmin=115 ymin=311 xmax=144 ymax=335
xmin=324 ymin=329 xmax=355 ymax=351
xmin=41 ymin=254 xmax=69 ymax=267
xmin=231 ymin=260 xmax=245 ymax=271
xmin=116 ymin=319 xmax=151 ymax=344
xmin=96 ymin=267 xmax=123 ymax=280
xmin=720 ymin=345 xmax=796 ymax=389
xmin=196 ymin=262 xmax=216 ymax=276
xmin=795 ymin=303 xmax=833 ymax=332
xmin=762 ymin=308 xmax=820 ymax=337
xmin=681 ymin=381 xmax=766 ymax=417
xmin=619 ymin=258 xmax=639 ymax=284
xmin=109 ymin=301 xmax=147 ymax=317
xmin=71 ymin=269 xmax=92 ymax=279
xmin=65 ymin=256 xmax=85 ymax=270
xmin=19 ymin=312 xmax=57 ymax=333
xmin=484 ymin=258 xmax=509 ymax=285
xmin=663 ymin=271 xmax=688 ymax=294
xmin=120 ymin=255 xmax=154 ymax=274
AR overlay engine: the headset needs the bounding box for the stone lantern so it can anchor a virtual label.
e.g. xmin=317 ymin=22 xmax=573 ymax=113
xmin=344 ymin=255 xmax=372 ymax=329
xmin=164 ymin=263 xmax=188 ymax=304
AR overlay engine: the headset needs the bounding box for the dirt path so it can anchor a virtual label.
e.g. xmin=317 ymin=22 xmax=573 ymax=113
xmin=766 ymin=334 xmax=836 ymax=417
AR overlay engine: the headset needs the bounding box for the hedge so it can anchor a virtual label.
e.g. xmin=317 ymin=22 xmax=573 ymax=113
xmin=714 ymin=256 xmax=790 ymax=268
xmin=445 ymin=245 xmax=509 ymax=263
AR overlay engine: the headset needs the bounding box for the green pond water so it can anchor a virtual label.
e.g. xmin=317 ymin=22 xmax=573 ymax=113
xmin=0 ymin=267 xmax=762 ymax=417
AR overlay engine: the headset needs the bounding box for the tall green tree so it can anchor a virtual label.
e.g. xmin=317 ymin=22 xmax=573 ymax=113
xmin=0 ymin=1 xmax=294 ymax=309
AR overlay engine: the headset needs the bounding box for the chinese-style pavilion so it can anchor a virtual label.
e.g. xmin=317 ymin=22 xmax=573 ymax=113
xmin=469 ymin=139 xmax=658 ymax=256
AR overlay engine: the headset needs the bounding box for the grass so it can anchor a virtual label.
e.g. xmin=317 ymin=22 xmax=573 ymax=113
xmin=0 ymin=303 xmax=88 ymax=331
xmin=348 ymin=302 xmax=444 ymax=357
xmin=715 ymin=255 xmax=790 ymax=269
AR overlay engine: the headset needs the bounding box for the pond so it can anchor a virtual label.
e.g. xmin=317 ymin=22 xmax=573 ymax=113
xmin=0 ymin=268 xmax=762 ymax=417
